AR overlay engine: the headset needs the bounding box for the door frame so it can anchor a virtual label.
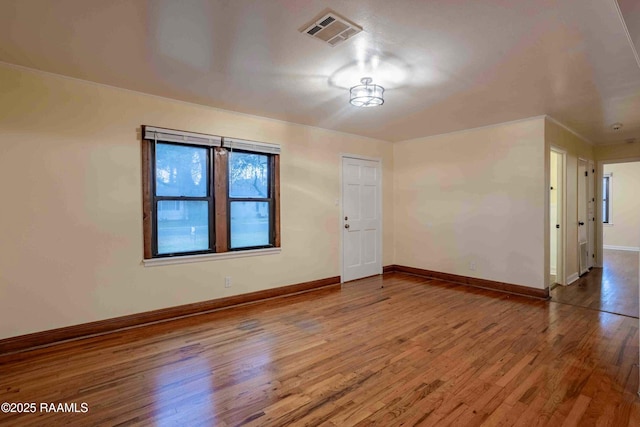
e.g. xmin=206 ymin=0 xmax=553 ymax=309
xmin=595 ymin=157 xmax=640 ymax=268
xmin=339 ymin=154 xmax=383 ymax=283
xmin=549 ymin=146 xmax=567 ymax=287
xmin=577 ymin=157 xmax=591 ymax=276
xmin=588 ymin=160 xmax=596 ymax=269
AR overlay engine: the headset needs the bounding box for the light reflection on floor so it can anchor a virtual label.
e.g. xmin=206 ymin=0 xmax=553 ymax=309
xmin=550 ymin=249 xmax=639 ymax=318
xmin=152 ymin=324 xmax=277 ymax=426
xmin=153 ymin=357 xmax=216 ymax=426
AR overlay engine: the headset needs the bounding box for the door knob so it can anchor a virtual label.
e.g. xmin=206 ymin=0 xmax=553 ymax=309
xmin=578 ymin=221 xmax=585 ymax=226
xmin=344 ymin=224 xmax=350 ymax=229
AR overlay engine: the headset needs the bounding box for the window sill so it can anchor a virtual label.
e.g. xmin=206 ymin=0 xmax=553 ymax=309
xmin=603 ymin=223 xmax=614 ymax=227
xmin=142 ymin=247 xmax=281 ymax=267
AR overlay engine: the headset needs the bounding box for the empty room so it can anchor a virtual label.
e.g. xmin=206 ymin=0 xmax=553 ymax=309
xmin=1 ymin=1 xmax=640 ymax=426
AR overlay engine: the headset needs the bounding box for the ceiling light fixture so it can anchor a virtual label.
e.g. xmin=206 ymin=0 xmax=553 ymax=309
xmin=349 ymin=77 xmax=384 ymax=107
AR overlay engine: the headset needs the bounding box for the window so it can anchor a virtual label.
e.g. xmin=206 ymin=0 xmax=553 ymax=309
xmin=142 ymin=126 xmax=280 ymax=260
xmin=603 ymin=174 xmax=611 ymax=224
xmin=229 ymin=151 xmax=273 ymax=249
xmin=154 ymin=142 xmax=212 ymax=255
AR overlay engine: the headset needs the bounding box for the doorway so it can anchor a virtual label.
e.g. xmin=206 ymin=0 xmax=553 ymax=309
xmin=341 ymin=155 xmax=382 ymax=283
xmin=598 ymin=160 xmax=640 ymax=317
xmin=552 ymin=158 xmax=639 ymax=319
xmin=577 ymin=158 xmax=594 ymax=275
xmin=550 ymin=148 xmax=565 ymax=285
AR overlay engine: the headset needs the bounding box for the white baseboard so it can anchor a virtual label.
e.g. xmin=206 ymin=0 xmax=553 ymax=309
xmin=566 ymin=272 xmax=580 ymax=285
xmin=603 ymin=245 xmax=640 ymax=252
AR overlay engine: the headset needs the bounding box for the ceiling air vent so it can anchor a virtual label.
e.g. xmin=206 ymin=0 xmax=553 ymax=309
xmin=301 ymin=11 xmax=362 ymax=47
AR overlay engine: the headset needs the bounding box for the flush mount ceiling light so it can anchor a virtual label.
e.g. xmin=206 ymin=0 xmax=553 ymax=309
xmin=349 ymin=77 xmax=384 ymax=107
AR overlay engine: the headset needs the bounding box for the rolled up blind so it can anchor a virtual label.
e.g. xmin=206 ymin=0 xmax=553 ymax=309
xmin=223 ymin=137 xmax=280 ymax=154
xmin=143 ymin=126 xmax=222 ymax=147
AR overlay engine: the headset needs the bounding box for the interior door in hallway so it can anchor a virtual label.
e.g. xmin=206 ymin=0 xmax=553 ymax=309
xmin=550 ymin=148 xmax=565 ymax=285
xmin=587 ymin=160 xmax=595 ymax=269
xmin=342 ymin=156 xmax=382 ymax=282
xmin=578 ymin=159 xmax=590 ymax=275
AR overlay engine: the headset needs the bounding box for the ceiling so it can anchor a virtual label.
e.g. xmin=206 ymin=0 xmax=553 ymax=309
xmin=1 ymin=0 xmax=639 ymax=144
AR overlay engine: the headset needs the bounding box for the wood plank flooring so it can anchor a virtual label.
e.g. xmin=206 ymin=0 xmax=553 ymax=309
xmin=551 ymin=249 xmax=639 ymax=318
xmin=1 ymin=273 xmax=639 ymax=426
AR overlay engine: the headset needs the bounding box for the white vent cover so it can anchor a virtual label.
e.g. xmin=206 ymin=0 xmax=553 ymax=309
xmin=301 ymin=12 xmax=362 ymax=47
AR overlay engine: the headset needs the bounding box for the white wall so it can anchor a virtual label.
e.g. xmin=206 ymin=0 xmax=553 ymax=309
xmin=0 ymin=64 xmax=394 ymax=340
xmin=594 ymin=143 xmax=640 ymax=267
xmin=603 ymin=162 xmax=640 ymax=250
xmin=394 ymin=118 xmax=546 ymax=289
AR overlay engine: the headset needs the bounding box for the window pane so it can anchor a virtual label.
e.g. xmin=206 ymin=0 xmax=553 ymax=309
xmin=230 ymin=201 xmax=270 ymax=248
xmin=157 ymin=201 xmax=209 ymax=254
xmin=229 ymin=152 xmax=268 ymax=198
xmin=156 ymin=143 xmax=208 ymax=196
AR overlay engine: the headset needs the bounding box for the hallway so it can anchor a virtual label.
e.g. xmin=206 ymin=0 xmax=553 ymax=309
xmin=551 ymin=249 xmax=639 ymax=318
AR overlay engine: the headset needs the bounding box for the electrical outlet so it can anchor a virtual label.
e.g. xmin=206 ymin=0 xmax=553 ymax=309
xmin=224 ymin=276 xmax=232 ymax=288
xmin=469 ymin=262 xmax=476 ymax=271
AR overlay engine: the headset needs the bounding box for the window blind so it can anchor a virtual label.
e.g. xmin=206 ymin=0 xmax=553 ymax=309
xmin=223 ymin=138 xmax=280 ymax=154
xmin=144 ymin=126 xmax=222 ymax=147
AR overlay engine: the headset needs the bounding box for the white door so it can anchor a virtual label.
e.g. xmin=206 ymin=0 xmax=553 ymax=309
xmin=578 ymin=159 xmax=589 ymax=275
xmin=587 ymin=161 xmax=595 ymax=269
xmin=342 ymin=156 xmax=382 ymax=282
xmin=550 ymin=149 xmax=564 ymax=285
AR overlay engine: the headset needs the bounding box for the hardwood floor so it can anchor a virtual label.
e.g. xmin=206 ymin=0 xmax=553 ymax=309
xmin=1 ymin=273 xmax=639 ymax=426
xmin=551 ymin=249 xmax=639 ymax=318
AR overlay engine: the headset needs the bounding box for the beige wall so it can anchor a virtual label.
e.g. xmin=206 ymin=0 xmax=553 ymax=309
xmin=394 ymin=118 xmax=546 ymax=289
xmin=595 ymin=143 xmax=640 ymax=162
xmin=603 ymin=162 xmax=640 ymax=250
xmin=0 ymin=61 xmax=611 ymax=341
xmin=544 ymin=119 xmax=595 ymax=282
xmin=0 ymin=64 xmax=394 ymax=340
